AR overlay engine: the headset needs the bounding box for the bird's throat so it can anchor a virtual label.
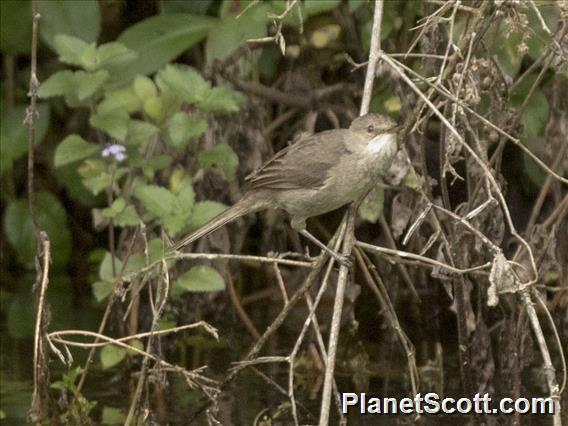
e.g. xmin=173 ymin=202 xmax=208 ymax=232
xmin=365 ymin=133 xmax=396 ymax=155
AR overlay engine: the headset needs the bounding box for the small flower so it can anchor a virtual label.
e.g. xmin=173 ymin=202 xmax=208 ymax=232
xmin=102 ymin=144 xmax=127 ymax=162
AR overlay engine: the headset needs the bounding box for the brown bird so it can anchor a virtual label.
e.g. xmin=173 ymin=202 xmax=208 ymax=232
xmin=174 ymin=113 xmax=400 ymax=266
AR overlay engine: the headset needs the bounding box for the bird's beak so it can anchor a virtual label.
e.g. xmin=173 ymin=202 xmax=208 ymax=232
xmin=390 ymin=124 xmax=403 ymax=133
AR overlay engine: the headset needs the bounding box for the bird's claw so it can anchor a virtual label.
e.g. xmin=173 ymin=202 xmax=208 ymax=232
xmin=335 ymin=254 xmax=353 ymax=268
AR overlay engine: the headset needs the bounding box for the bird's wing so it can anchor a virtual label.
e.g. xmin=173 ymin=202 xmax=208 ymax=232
xmin=245 ymin=130 xmax=351 ymax=191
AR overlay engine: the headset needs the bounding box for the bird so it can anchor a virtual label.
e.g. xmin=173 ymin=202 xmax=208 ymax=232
xmin=173 ymin=113 xmax=400 ymax=266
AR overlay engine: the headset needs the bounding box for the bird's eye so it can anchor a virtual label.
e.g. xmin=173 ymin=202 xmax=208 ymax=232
xmin=367 ymin=125 xmax=374 ymax=133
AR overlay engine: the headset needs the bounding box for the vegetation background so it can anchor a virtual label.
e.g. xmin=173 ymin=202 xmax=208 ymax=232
xmin=0 ymin=0 xmax=566 ymax=424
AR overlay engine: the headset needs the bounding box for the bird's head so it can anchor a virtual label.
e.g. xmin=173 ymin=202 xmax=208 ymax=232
xmin=349 ymin=113 xmax=400 ymax=138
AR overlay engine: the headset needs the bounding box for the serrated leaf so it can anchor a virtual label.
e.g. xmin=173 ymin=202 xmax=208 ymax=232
xmin=100 ymin=345 xmax=126 ymax=369
xmin=198 ymin=143 xmax=239 ymax=181
xmin=39 ymin=70 xmax=109 ymax=101
xmin=97 ymin=87 xmax=141 ymax=114
xmin=173 ymin=266 xmax=225 ymax=293
xmin=168 ymin=112 xmax=207 ymax=149
xmin=114 ymin=205 xmax=140 ymax=227
xmin=54 ymin=134 xmax=99 ymax=167
xmin=157 ymin=64 xmax=210 ymax=104
xmin=95 ymin=42 xmax=137 ymax=75
xmin=117 ymin=14 xmax=214 ymax=83
xmin=189 ymin=201 xmax=227 ymax=230
xmin=53 ymin=34 xmax=94 ymax=68
xmin=39 ymin=0 xmax=100 ymax=50
xmin=135 ymin=185 xmax=176 ymax=218
xmin=90 ymin=109 xmax=130 ymax=141
xmin=125 ymin=120 xmax=159 ymax=146
xmin=198 ymin=86 xmax=243 ymax=113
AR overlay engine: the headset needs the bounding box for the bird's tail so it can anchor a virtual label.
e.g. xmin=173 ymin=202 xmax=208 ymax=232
xmin=173 ymin=193 xmax=267 ymax=251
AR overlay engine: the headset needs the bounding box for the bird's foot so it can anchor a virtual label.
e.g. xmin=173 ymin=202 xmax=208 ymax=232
xmin=334 ymin=253 xmax=353 ymax=268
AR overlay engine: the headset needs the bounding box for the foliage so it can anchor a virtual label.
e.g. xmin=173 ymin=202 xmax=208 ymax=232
xmin=0 ymin=0 xmax=565 ymax=423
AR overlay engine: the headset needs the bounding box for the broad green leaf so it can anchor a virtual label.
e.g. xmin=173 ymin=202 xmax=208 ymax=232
xmin=53 ymin=34 xmax=94 ymax=68
xmin=92 ymin=281 xmax=113 ymax=302
xmin=39 ymin=71 xmax=77 ymax=98
xmin=205 ymin=1 xmax=268 ymax=65
xmin=82 ymin=172 xmax=112 ymax=195
xmin=0 ymin=0 xmax=32 ymax=54
xmin=0 ymin=103 xmax=50 ymax=175
xmin=39 ymin=70 xmax=109 ymax=101
xmin=157 ymin=64 xmax=210 ymax=104
xmin=133 ymin=75 xmax=158 ymax=100
xmin=142 ymin=97 xmax=165 ymax=122
xmin=7 ymin=290 xmax=35 ymax=338
xmin=98 ymin=87 xmax=141 ymax=114
xmin=135 ymin=184 xmax=176 ymax=218
xmin=358 ymin=184 xmax=384 ymax=223
xmin=99 ymin=251 xmax=123 ymax=282
xmin=113 ymin=205 xmax=140 ymax=227
xmin=117 ymin=14 xmax=215 ymax=82
xmin=54 ymin=134 xmax=98 ymax=167
xmin=126 ymin=339 xmax=144 ymax=355
xmin=3 ymin=192 xmax=72 ymax=269
xmin=271 ymin=0 xmax=340 ymax=26
xmin=102 ymin=197 xmax=126 ymax=218
xmin=189 ymin=201 xmax=227 ymax=230
xmin=39 ymin=0 xmax=100 ymax=50
xmin=95 ymin=42 xmax=138 ymax=75
xmin=198 ymin=86 xmax=243 ymax=113
xmin=198 ymin=143 xmax=239 ymax=181
xmin=100 ymin=345 xmax=126 ymax=369
xmin=168 ymin=112 xmax=207 ymax=149
xmin=90 ymin=109 xmax=130 ymax=141
xmin=125 ymin=120 xmax=159 ymax=146
xmin=173 ymin=266 xmax=225 ymax=293
xmin=526 ymin=3 xmax=559 ymax=60
xmin=162 ymin=186 xmax=195 ymax=235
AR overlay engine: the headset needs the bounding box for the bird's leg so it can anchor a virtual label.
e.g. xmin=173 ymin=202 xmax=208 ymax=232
xmin=299 ymin=229 xmax=353 ymax=268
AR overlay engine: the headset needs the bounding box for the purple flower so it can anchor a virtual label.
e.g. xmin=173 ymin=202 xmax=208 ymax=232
xmin=102 ymin=144 xmax=127 ymax=162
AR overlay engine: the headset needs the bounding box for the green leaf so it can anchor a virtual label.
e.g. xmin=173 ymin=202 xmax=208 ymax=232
xmin=53 ymin=34 xmax=94 ymax=68
xmin=173 ymin=266 xmax=225 ymax=293
xmin=0 ymin=103 xmax=50 ymax=175
xmin=135 ymin=184 xmax=176 ymax=219
xmin=3 ymin=192 xmax=72 ymax=269
xmin=100 ymin=345 xmax=126 ymax=369
xmin=157 ymin=64 xmax=210 ymax=104
xmin=358 ymin=184 xmax=384 ymax=223
xmin=162 ymin=186 xmax=195 ymax=236
xmin=101 ymin=407 xmax=126 ymax=425
xmin=54 ymin=134 xmax=98 ymax=167
xmin=99 ymin=251 xmax=123 ymax=282
xmin=0 ymin=0 xmax=32 ymax=55
xmin=133 ymin=75 xmax=157 ymax=100
xmin=92 ymin=281 xmax=113 ymax=302
xmin=510 ymin=74 xmax=550 ymax=138
xmin=39 ymin=70 xmax=109 ymax=101
xmin=492 ymin=26 xmax=523 ymax=78
xmin=189 ymin=201 xmax=227 ymax=230
xmin=168 ymin=112 xmax=207 ymax=149
xmin=90 ymin=109 xmax=130 ymax=141
xmin=101 ymin=197 xmax=126 ymax=218
xmin=116 ymin=14 xmax=214 ymax=83
xmin=82 ymin=172 xmax=113 ymax=195
xmin=125 ymin=119 xmax=159 ymax=146
xmin=198 ymin=86 xmax=243 ymax=113
xmin=95 ymin=42 xmax=138 ymax=75
xmin=198 ymin=143 xmax=239 ymax=181
xmin=205 ymin=2 xmax=267 ymax=65
xmin=97 ymin=87 xmax=142 ymax=114
xmin=39 ymin=0 xmax=100 ymax=50
xmin=114 ymin=205 xmax=140 ymax=227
